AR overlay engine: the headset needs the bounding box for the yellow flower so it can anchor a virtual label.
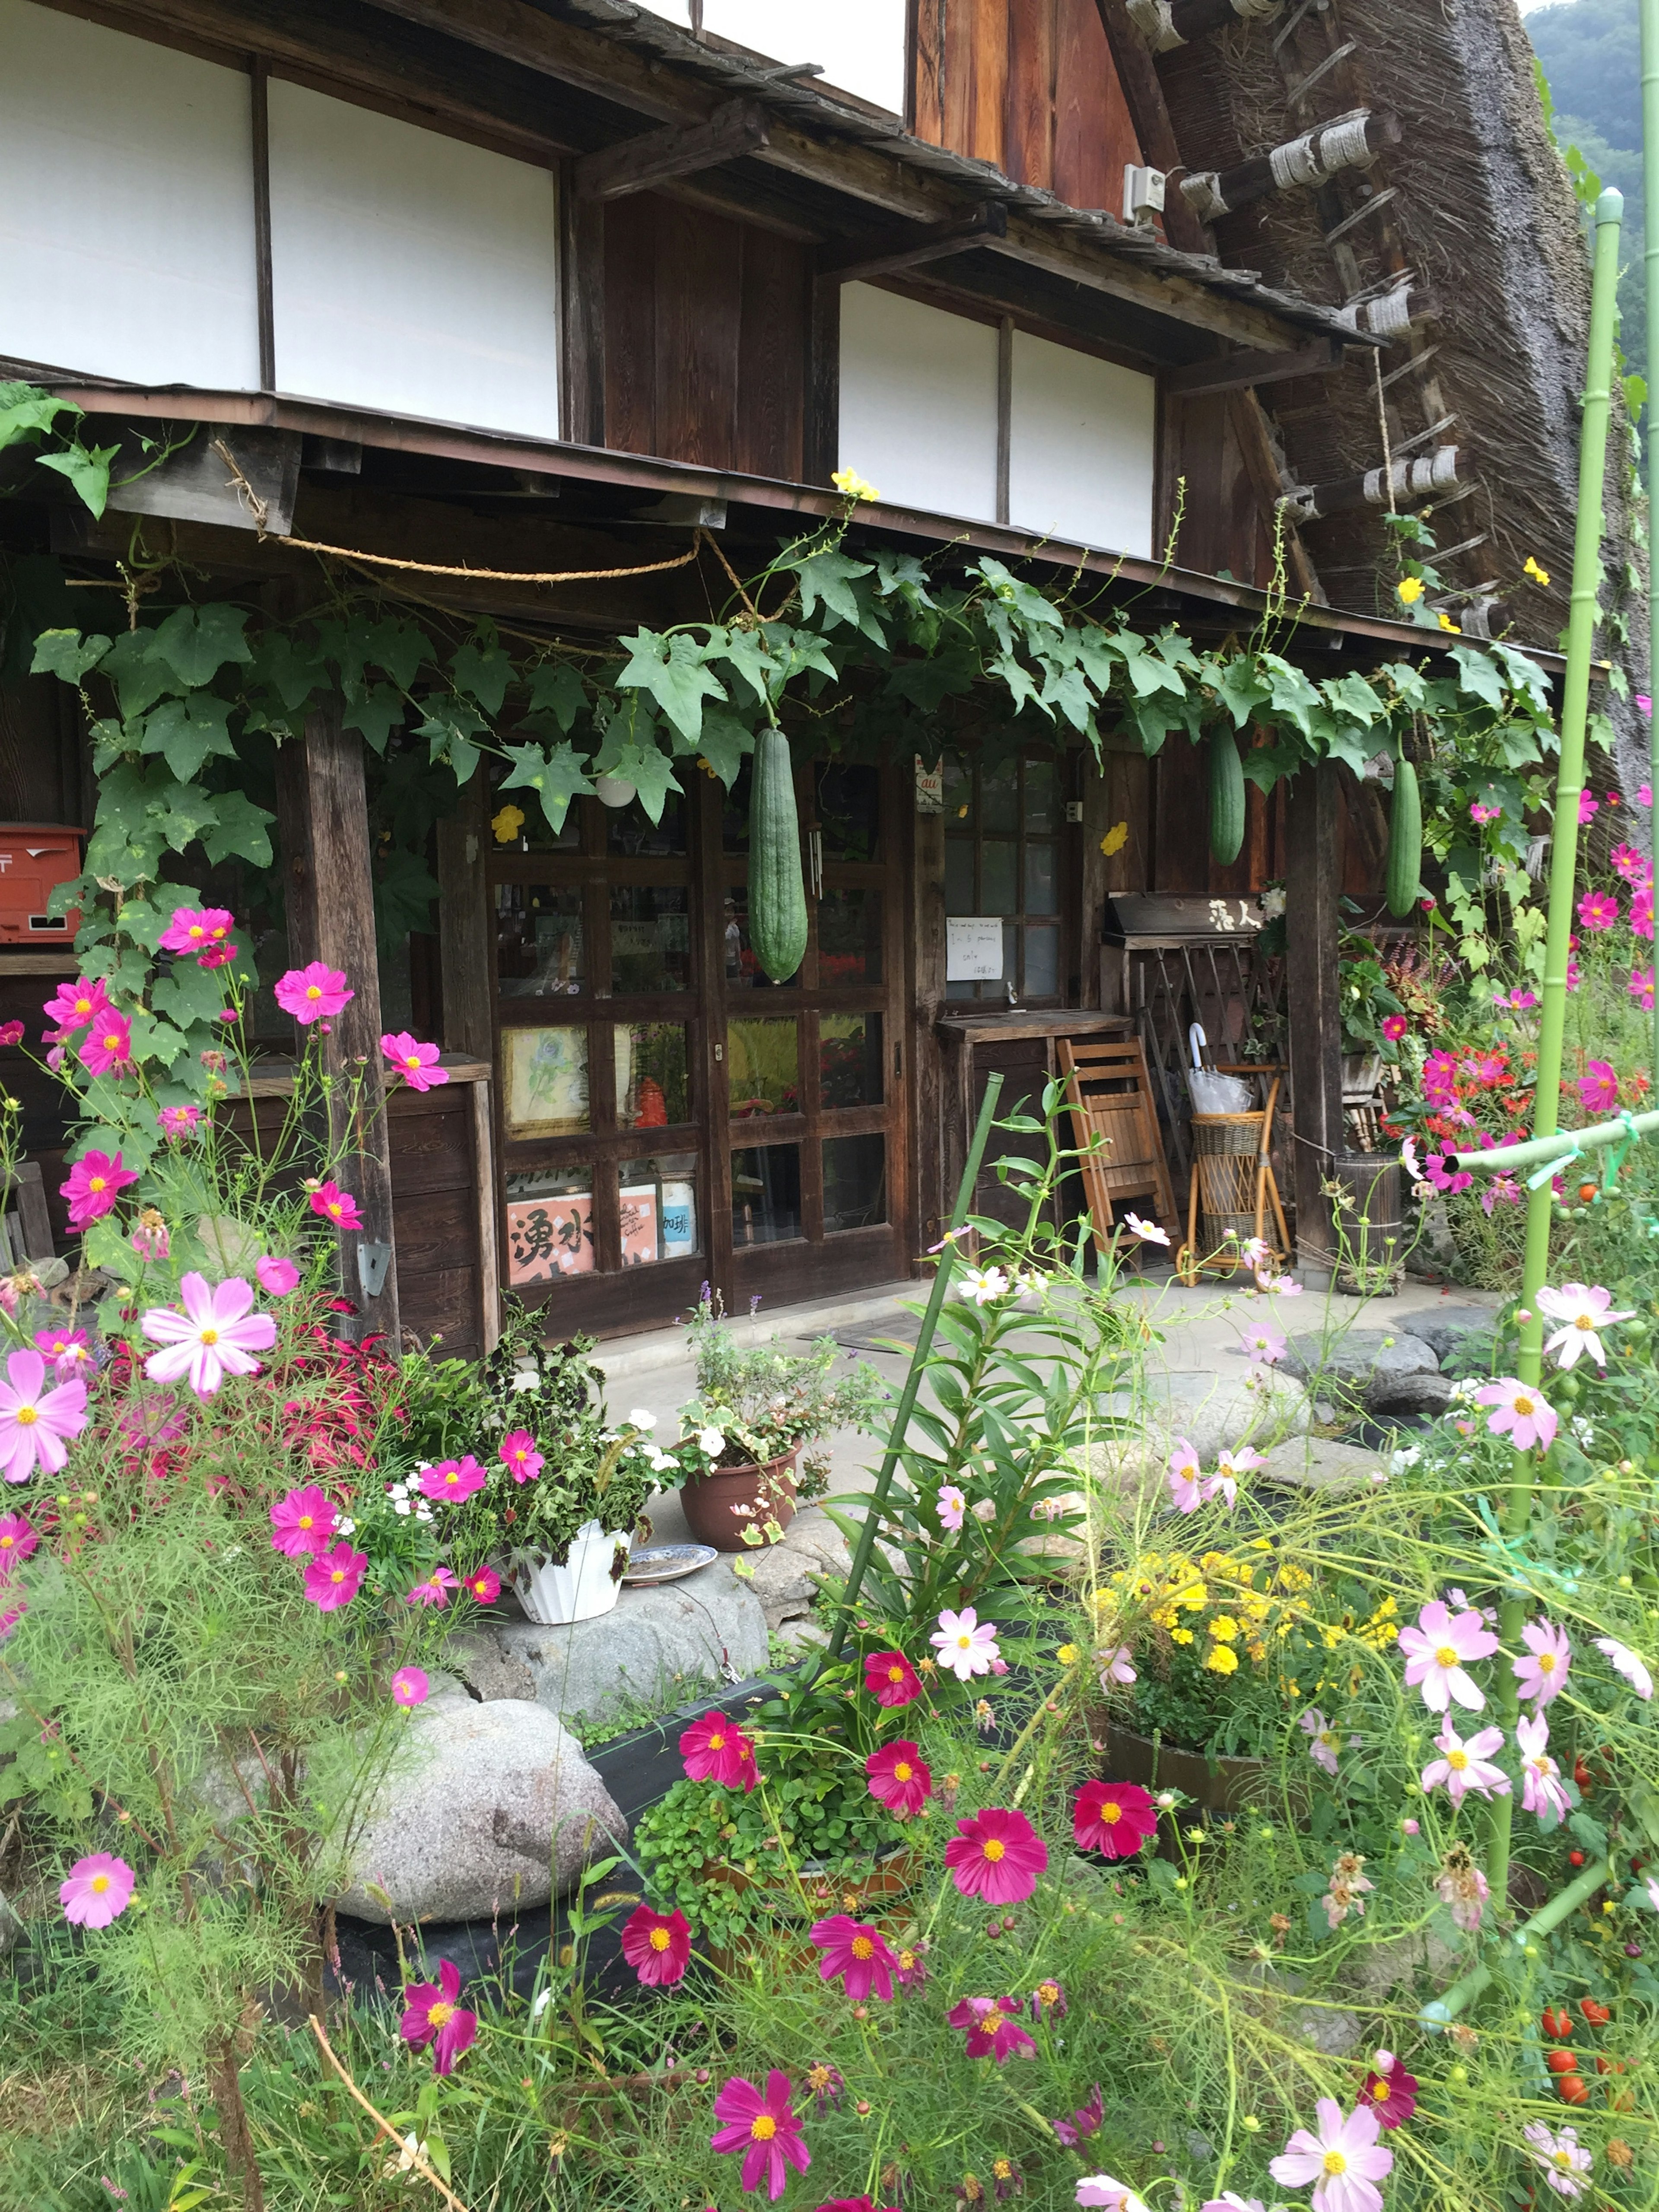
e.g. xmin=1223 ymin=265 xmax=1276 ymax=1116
xmin=831 ymin=467 xmax=880 ymax=503
xmin=1171 ymin=1626 xmax=1195 ymax=1644
xmin=1100 ymin=820 xmax=1130 ymax=857
xmin=1524 ymin=555 xmax=1551 ymax=586
xmin=1247 ymin=1641 xmax=1267 ymax=1662
xmin=1204 ymin=1644 xmax=1239 ymax=1675
xmin=1056 ymin=1643 xmax=1079 ymax=1666
xmin=1396 ymin=576 xmax=1425 ymax=606
xmin=491 ymin=803 xmax=526 ymax=843
xmin=1208 ymin=1615 xmax=1241 ymax=1642
xmin=1176 ymin=1581 xmax=1208 ymax=1612
xmin=1437 ymin=612 xmax=1461 ymax=634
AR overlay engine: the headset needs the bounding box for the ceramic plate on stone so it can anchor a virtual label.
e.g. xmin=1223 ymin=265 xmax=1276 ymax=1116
xmin=621 ymin=1544 xmax=719 ymax=1585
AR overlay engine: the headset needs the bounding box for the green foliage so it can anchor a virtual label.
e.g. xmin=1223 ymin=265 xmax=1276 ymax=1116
xmin=670 ymin=1291 xmax=888 ymax=1474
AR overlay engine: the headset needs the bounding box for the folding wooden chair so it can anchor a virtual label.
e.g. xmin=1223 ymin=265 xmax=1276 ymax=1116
xmin=1057 ymin=1035 xmax=1179 ymax=1259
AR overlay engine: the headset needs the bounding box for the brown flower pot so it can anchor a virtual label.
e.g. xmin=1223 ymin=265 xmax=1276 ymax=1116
xmin=1104 ymin=1724 xmax=1274 ymax=1815
xmin=678 ymin=1448 xmax=798 ymax=1552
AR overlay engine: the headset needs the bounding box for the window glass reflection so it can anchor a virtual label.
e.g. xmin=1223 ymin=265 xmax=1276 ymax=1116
xmin=731 ymin=1144 xmax=801 ymax=1244
xmin=817 ymin=889 xmax=881 ymax=984
xmin=504 ymin=1164 xmax=593 ymax=1282
xmin=502 ymin=1026 xmax=589 ymax=1138
xmin=611 ymin=886 xmax=690 ymax=992
xmin=497 ymin=884 xmax=584 ymax=997
xmin=729 ymin=1018 xmax=799 ymax=1117
xmin=823 ymin=1133 xmax=886 ymax=1232
xmin=616 ymin=1022 xmax=690 ymax=1128
xmin=820 ymin=1013 xmax=884 ymax=1108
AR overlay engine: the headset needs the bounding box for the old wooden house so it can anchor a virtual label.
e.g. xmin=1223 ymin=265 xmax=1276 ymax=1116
xmin=0 ymin=0 xmax=1588 ymax=1346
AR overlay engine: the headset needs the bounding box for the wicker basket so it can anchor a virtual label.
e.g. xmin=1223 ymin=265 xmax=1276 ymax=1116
xmin=1191 ymin=1110 xmax=1268 ymax=1249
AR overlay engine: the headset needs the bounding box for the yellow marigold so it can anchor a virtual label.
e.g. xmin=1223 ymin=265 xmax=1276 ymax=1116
xmin=1176 ymin=1582 xmax=1208 ymax=1612
xmin=1247 ymin=1641 xmax=1267 ymax=1663
xmin=1171 ymin=1626 xmax=1196 ymax=1644
xmin=1396 ymin=575 xmax=1425 ymax=605
xmin=1204 ymin=1644 xmax=1239 ymax=1675
xmin=1209 ymin=1615 xmax=1241 ymax=1642
xmin=1276 ymin=1564 xmax=1312 ymax=1592
xmin=1057 ymin=1643 xmax=1079 ymax=1665
xmin=1243 ymin=1597 xmax=1271 ymax=1622
xmin=1151 ymin=1606 xmax=1178 ymax=1630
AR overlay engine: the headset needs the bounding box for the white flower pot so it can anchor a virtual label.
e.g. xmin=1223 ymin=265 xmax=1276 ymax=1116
xmin=510 ymin=1521 xmax=632 ymax=1626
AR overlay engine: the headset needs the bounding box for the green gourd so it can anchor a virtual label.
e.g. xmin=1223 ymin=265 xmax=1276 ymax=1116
xmin=1208 ymin=729 xmax=1246 ymax=866
xmin=747 ymin=725 xmax=808 ymax=983
xmin=1386 ymin=757 xmax=1423 ymax=917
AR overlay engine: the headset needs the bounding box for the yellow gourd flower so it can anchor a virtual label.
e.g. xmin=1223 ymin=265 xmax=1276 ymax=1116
xmin=1437 ymin=612 xmax=1461 ymax=634
xmin=831 ymin=467 xmax=880 ymax=503
xmin=492 ymin=804 xmax=526 ymax=843
xmin=1524 ymin=555 xmax=1550 ymax=585
xmin=1396 ymin=576 xmax=1425 ymax=606
xmin=1101 ymin=820 xmax=1130 ymax=857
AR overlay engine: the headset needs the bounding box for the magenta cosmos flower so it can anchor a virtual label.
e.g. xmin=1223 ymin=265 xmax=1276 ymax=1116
xmin=35 ymin=1326 xmax=92 ymax=1380
xmin=1513 ymin=1617 xmax=1572 ymax=1709
xmin=1420 ymin=1719 xmax=1510 ymax=1807
xmin=1613 ymin=840 xmax=1650 ymax=882
xmin=309 ymin=1182 xmax=364 ymax=1233
xmin=158 ymin=1103 xmax=201 ymax=1142
xmin=382 ymin=1031 xmax=449 ymax=1092
xmin=1358 ymin=2053 xmax=1417 ymax=2129
xmin=931 ymin=1605 xmax=1001 ymax=1682
xmin=620 ymin=1904 xmax=691 ymax=1986
xmin=866 ymin=1740 xmax=931 ymax=1816
xmin=500 ymin=1429 xmax=543 ymax=1483
xmin=1577 ymin=890 xmax=1619 ymax=933
xmin=78 ymin=1011 xmax=132 ymax=1077
xmin=60 ymin=1148 xmax=138 ymax=1231
xmin=945 ymin=1995 xmax=1036 ymax=2064
xmin=811 ymin=1912 xmax=899 ymax=2000
xmin=1073 ymin=1780 xmax=1157 ymax=1859
xmin=275 ymin=962 xmax=354 ymax=1024
xmin=43 ymin=976 xmax=111 ymax=1031
xmin=461 ymin=1567 xmax=500 ymax=1604
xmin=711 ymin=2070 xmax=810 ymax=2200
xmin=1577 ymin=1061 xmax=1620 ymax=1116
xmin=0 ymin=1349 xmax=88 ymax=1483
xmin=269 ymin=1484 xmax=339 ymax=1558
xmin=256 ymin=1254 xmax=300 ymax=1297
xmin=680 ymin=1709 xmax=759 ymax=1791
xmin=0 ymin=1511 xmax=38 ymax=1578
xmin=391 ymin=1666 xmax=429 ymax=1708
xmin=417 ymin=1456 xmax=486 ymax=1505
xmin=1516 ymin=1713 xmax=1572 ymax=1821
xmin=946 ymin=1806 xmax=1048 ymax=1904
xmin=406 ymin=1566 xmax=459 ymax=1608
xmin=159 ymin=905 xmax=235 ymax=958
xmin=1472 ymin=1376 xmax=1557 ymax=1455
xmin=864 ymin=1649 xmax=922 ymax=1707
xmin=303 ymin=1541 xmax=367 ymax=1611
xmin=60 ymin=1853 xmax=135 ymax=1929
xmin=1536 ymin=1284 xmax=1635 ymax=1370
xmin=1631 ymin=965 xmax=1655 ymax=1011
xmin=400 ymin=1958 xmax=477 ymax=2074
xmin=1380 ymin=1014 xmax=1409 ymax=1042
xmin=1051 ymin=2084 xmax=1104 ymax=2148
xmin=142 ymin=1273 xmax=277 ymax=1400
xmin=1398 ymin=1598 xmax=1500 ymax=1714
xmin=1269 ymin=2098 xmax=1393 ymax=2212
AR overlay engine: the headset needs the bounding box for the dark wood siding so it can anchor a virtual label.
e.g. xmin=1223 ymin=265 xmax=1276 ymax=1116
xmin=389 ymin=1080 xmax=486 ymax=1362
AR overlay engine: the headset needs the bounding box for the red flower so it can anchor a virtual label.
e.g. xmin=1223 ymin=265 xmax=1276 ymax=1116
xmin=814 ymin=2199 xmax=900 ymax=2212
xmin=1360 ymin=2058 xmax=1419 ymax=2127
xmin=864 ymin=1650 xmax=922 ymax=1708
xmin=810 ymin=1913 xmax=899 ymax=2002
xmin=866 ymin=1740 xmax=931 ymax=1816
xmin=1073 ymin=1780 xmax=1157 ymax=1860
xmin=462 ymin=1567 xmax=501 ymax=1604
xmin=945 ymin=1995 xmax=1036 ymax=2064
xmin=680 ymin=1709 xmax=759 ymax=1792
xmin=620 ymin=1904 xmax=690 ymax=1986
xmin=944 ymin=1807 xmax=1048 ymax=1904
xmin=711 ymin=2070 xmax=811 ymax=2199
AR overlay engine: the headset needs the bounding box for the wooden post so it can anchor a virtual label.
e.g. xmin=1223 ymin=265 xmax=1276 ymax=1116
xmin=911 ymin=767 xmax=947 ymax=1252
xmin=1284 ymin=761 xmax=1342 ymax=1282
xmin=274 ymin=699 xmax=401 ymax=1347
xmin=435 ymin=775 xmax=495 ymax=1062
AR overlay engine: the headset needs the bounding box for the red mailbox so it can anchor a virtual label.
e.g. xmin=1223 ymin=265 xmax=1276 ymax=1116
xmin=0 ymin=826 xmax=83 ymax=942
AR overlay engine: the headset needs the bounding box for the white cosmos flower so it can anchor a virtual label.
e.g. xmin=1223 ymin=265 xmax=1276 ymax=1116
xmin=960 ymin=1265 xmax=1011 ymax=1305
xmin=1595 ymin=1636 xmax=1653 ymax=1700
xmin=1536 ymin=1282 xmax=1635 ymax=1370
xmin=1123 ymin=1213 xmax=1170 ymax=1246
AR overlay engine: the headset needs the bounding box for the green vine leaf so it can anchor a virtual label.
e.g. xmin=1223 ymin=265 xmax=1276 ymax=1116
xmin=102 ymin=629 xmax=182 ymax=719
xmin=30 ymin=629 xmax=111 ymax=684
xmin=451 ymin=624 xmax=514 ymax=716
xmin=525 ymin=661 xmax=589 ymax=733
xmin=499 ymin=740 xmax=595 ymax=836
xmin=0 ymin=382 xmax=82 ymax=449
xmin=147 ymin=604 xmax=254 ymax=690
xmin=374 ymin=846 xmax=439 ymax=938
xmin=615 ymin=628 xmax=727 ymax=744
xmin=415 ymin=698 xmax=488 ymax=784
xmin=710 ymin=625 xmax=776 ymax=709
xmin=200 ymin=790 xmax=276 ymax=869
xmin=37 ymin=441 xmax=121 ymax=518
xmin=343 ymin=684 xmax=407 ymax=755
xmin=788 ymin=549 xmax=874 ymax=630
xmin=152 ymin=957 xmax=233 ymax=1031
xmin=362 ymin=615 xmax=432 ymax=693
xmin=593 ymin=740 xmax=682 ymax=825
xmin=693 ymin=706 xmax=754 ymax=789
xmin=140 ymin=695 xmax=237 ymax=784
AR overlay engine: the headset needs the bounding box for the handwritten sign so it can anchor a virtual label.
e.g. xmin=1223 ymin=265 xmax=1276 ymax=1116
xmin=946 ymin=917 xmax=1004 ymax=982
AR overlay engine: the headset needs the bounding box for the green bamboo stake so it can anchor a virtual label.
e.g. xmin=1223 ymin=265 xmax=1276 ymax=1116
xmin=1449 ymin=1104 xmax=1659 ymax=1179
xmin=1419 ymin=1853 xmax=1617 ymax=2029
xmin=1646 ymin=0 xmax=1659 ymax=1084
xmin=1486 ymin=188 xmax=1624 ymax=1916
xmin=823 ymin=1072 xmax=1005 ymax=1662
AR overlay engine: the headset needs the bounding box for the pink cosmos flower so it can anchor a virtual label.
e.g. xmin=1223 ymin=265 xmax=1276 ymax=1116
xmin=1358 ymin=2056 xmax=1417 ymax=2129
xmin=1074 ymin=1780 xmax=1157 ymax=1859
xmin=1423 ymin=1151 xmax=1474 ymax=1196
xmin=1594 ymin=1636 xmax=1653 ymax=1699
xmin=142 ymin=1274 xmax=276 ymax=1401
xmin=1516 ymin=1713 xmax=1572 ymax=1821
xmin=937 ymin=1484 xmax=966 ymax=1532
xmin=1613 ymin=841 xmax=1650 ymax=882
xmin=0 ymin=1022 xmax=20 ymax=1049
xmin=275 ymin=962 xmax=354 ymax=1025
xmin=130 ymin=1214 xmax=169 ymax=1264
xmin=461 ymin=1567 xmax=500 ymax=1605
xmin=381 ymin=1032 xmax=449 ymax=1092
xmin=1420 ymin=1719 xmax=1510 ymax=1806
xmin=302 ymin=1541 xmax=367 ymax=1611
xmin=711 ymin=2071 xmax=810 ymax=2200
xmin=1469 ymin=799 xmax=1500 ymax=825
xmin=416 ymin=1456 xmax=486 ymax=1504
xmin=945 ymin=1807 xmax=1048 ymax=1903
xmin=1576 ymin=891 xmax=1619 ymax=933
xmin=1522 ymin=2121 xmax=1593 ymax=2200
xmin=255 ymin=1255 xmax=301 ymax=1297
xmin=866 ymin=1740 xmax=931 ymax=1817
xmin=1166 ymin=1438 xmax=1203 ymax=1515
xmin=0 ymin=1511 xmax=38 ymax=1579
xmin=864 ymin=1650 xmax=922 ymax=1708
xmin=946 ymin=1994 xmax=1037 ymax=2065
xmin=1300 ymin=1708 xmax=1344 ymax=1777
xmin=309 ymin=1182 xmax=364 ymax=1233
xmin=78 ymin=1011 xmax=132 ymax=1077
xmin=1097 ymin=1645 xmax=1136 ymax=1688
xmin=1578 ymin=791 xmax=1600 ymax=826
xmin=1481 ymin=1173 xmax=1523 ymax=1215
xmin=59 ymin=1853 xmax=135 ymax=1929
xmin=500 ymin=1430 xmax=543 ymax=1483
xmin=269 ymin=1484 xmax=339 ymax=1558
xmin=159 ymin=906 xmax=235 ymax=958
xmin=1380 ymin=1014 xmax=1409 ymax=1042
xmin=1473 ymin=1375 xmax=1558 ymax=1454
xmin=1513 ymin=1618 xmax=1573 ymax=1709
xmin=1239 ymin=1323 xmax=1286 ymax=1364
xmin=35 ymin=1327 xmax=93 ymax=1381
xmin=391 ymin=1666 xmax=429 ymax=1708
xmin=1269 ymin=2099 xmax=1393 ymax=2212
xmin=400 ymin=1959 xmax=477 ymax=2075
xmin=1632 ymin=884 xmax=1656 ymax=939
xmin=1630 ymin=966 xmax=1656 ymax=1011
xmin=1435 ymin=1850 xmax=1490 ymax=1932
xmin=60 ymin=1149 xmax=139 ymax=1231
xmin=1537 ymin=1283 xmax=1634 ymax=1370
xmin=1497 ymin=988 xmax=1538 ymax=1011
xmin=680 ymin=1710 xmax=759 ymax=1792
xmin=1398 ymin=1598 xmax=1501 ymax=1714
xmin=406 ymin=1566 xmax=459 ymax=1608
xmin=42 ymin=977 xmax=111 ymax=1032
xmin=621 ymin=1904 xmax=690 ymax=1986
xmin=158 ymin=1103 xmax=201 ymax=1142
xmin=1208 ymin=1444 xmax=1260 ymax=1509
xmin=0 ymin=1349 xmax=88 ymax=1482
xmin=1077 ymin=2182 xmax=1151 ymax=2212
xmin=811 ymin=1913 xmax=899 ymax=2001
xmin=931 ymin=1605 xmax=1001 ymax=1681
xmin=1577 ymin=1061 xmax=1621 ymax=1116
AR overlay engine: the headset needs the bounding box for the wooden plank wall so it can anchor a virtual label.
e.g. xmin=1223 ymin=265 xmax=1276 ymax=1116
xmin=913 ymin=0 xmax=1143 ymax=212
xmin=390 ymin=1081 xmax=487 ymax=1361
xmin=1159 ymin=394 xmax=1277 ymax=590
xmin=604 ymin=193 xmax=809 ymax=478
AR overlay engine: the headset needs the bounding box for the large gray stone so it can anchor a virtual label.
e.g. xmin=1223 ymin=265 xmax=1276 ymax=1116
xmin=498 ymin=1555 xmax=768 ymax=1728
xmin=741 ymin=1508 xmax=850 ymax=1645
xmin=1281 ymin=1331 xmax=1438 ymax=1393
xmin=336 ymin=1694 xmax=625 ymax=1925
xmin=1260 ymin=1436 xmax=1388 ymax=1494
xmin=444 ymin=1626 xmax=537 ymax=1703
xmin=1367 ymin=1370 xmax=1456 ymax=1417
xmin=1099 ymin=1365 xmax=1312 ymax=1465
xmin=1405 ymin=1304 xmax=1500 ymax=1369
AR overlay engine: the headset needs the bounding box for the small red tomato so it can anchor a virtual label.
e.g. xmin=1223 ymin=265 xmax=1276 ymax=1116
xmin=1582 ymin=1998 xmax=1614 ymax=2026
xmin=1557 ymin=2074 xmax=1591 ymax=2106
xmin=1547 ymin=2050 xmax=1580 ymax=2075
xmin=1594 ymin=2056 xmax=1615 ymax=2075
xmin=1542 ymin=2006 xmax=1574 ymax=2040
xmin=1577 ymin=1181 xmax=1598 ymax=1204
xmin=1569 ymin=1851 xmax=1586 ymax=1868
xmin=1574 ymin=1759 xmax=1594 ymax=1789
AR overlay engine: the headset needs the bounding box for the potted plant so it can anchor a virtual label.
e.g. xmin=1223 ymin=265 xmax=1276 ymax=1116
xmin=666 ymin=1292 xmax=887 ymax=1552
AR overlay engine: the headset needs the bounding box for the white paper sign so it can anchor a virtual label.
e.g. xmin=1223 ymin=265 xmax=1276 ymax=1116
xmin=914 ymin=756 xmax=943 ymax=814
xmin=946 ymin=916 xmax=1004 ymax=982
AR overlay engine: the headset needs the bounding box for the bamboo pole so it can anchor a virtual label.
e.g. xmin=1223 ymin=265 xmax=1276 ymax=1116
xmin=1646 ymin=0 xmax=1659 ymax=1083
xmin=1484 ymin=189 xmax=1623 ymax=1916
xmin=1417 ymin=1854 xmax=1616 ymax=2029
xmin=1448 ymin=1105 xmax=1659 ymax=1178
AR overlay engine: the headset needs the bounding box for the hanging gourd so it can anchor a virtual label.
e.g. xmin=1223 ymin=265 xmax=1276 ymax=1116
xmin=1208 ymin=728 xmax=1246 ymax=866
xmin=747 ymin=725 xmax=808 ymax=982
xmin=1386 ymin=755 xmax=1423 ymax=917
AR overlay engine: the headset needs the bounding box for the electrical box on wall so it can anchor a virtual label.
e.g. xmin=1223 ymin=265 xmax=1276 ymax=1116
xmin=0 ymin=826 xmax=84 ymax=941
xmin=1123 ymin=165 xmax=1166 ymax=226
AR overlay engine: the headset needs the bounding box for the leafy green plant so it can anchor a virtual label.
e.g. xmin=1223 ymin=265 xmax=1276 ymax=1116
xmin=669 ymin=1290 xmax=887 ymax=1475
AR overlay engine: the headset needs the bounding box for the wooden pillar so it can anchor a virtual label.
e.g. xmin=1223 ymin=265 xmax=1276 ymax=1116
xmin=435 ymin=775 xmax=495 ymax=1062
xmin=274 ymin=697 xmax=401 ymax=1347
xmin=1284 ymin=760 xmax=1342 ymax=1282
xmin=805 ymin=275 xmax=841 ymax=487
xmin=911 ymin=766 xmax=947 ymax=1252
xmin=1078 ymin=753 xmax=1111 ymax=1007
xmin=559 ymin=161 xmax=606 ymax=448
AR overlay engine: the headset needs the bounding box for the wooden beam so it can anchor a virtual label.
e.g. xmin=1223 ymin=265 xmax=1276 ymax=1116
xmin=805 ymin=273 xmax=841 ymax=487
xmin=981 ymin=226 xmax=1306 ymax=353
xmin=1089 ymin=0 xmax=1214 ymax=256
xmin=1182 ymin=111 xmax=1401 ymax=223
xmin=1284 ymin=760 xmax=1342 ymax=1281
xmin=573 ymin=96 xmax=769 ymax=201
xmin=558 ymin=160 xmax=606 ymax=448
xmin=249 ymin=58 xmax=276 ymax=391
xmin=1166 ymin=339 xmax=1344 ymax=397
xmin=273 ymin=696 xmax=401 ymax=1347
xmin=435 ymin=775 xmax=495 ymax=1064
xmin=819 ymin=200 xmax=1007 ymax=283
